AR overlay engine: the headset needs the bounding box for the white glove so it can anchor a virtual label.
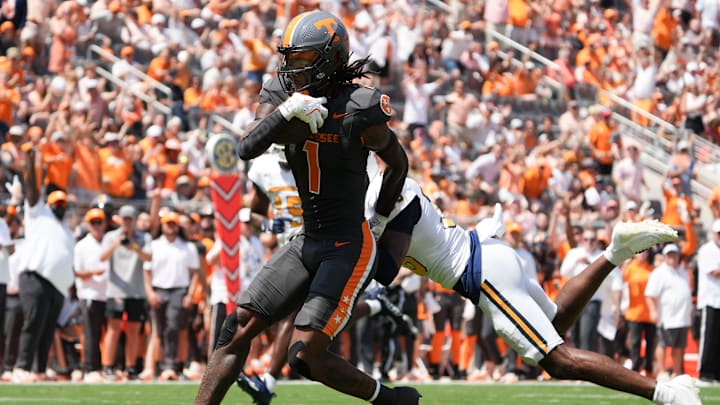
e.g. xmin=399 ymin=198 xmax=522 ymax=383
xmin=368 ymin=212 xmax=389 ymax=241
xmin=677 ymin=198 xmax=690 ymax=224
xmin=278 ymin=92 xmax=328 ymax=134
xmin=4 ymin=175 xmax=22 ymax=205
xmin=475 ymin=203 xmax=506 ymax=242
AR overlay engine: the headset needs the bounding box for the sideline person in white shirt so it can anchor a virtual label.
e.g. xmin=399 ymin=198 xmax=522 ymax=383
xmin=145 ymin=210 xmax=200 ymax=381
xmin=73 ymin=208 xmax=109 ymax=382
xmin=696 ymin=219 xmax=720 ymax=383
xmin=13 ymin=148 xmax=74 ymax=382
xmin=0 ymin=214 xmax=11 ymax=363
xmin=645 ymin=244 xmax=693 ymax=376
xmin=560 ymin=228 xmax=604 ymax=352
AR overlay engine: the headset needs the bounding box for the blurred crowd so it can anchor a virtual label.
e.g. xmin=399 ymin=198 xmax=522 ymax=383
xmin=0 ymin=0 xmax=718 ymax=388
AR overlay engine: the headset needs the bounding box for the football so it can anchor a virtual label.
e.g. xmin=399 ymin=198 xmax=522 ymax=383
xmin=274 ymin=119 xmax=311 ymax=145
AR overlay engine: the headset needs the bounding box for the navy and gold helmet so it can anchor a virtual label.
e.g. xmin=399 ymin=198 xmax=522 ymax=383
xmin=277 ymin=11 xmax=350 ymax=96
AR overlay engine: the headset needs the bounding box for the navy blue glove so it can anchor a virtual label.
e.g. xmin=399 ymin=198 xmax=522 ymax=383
xmin=270 ymin=217 xmax=291 ymax=234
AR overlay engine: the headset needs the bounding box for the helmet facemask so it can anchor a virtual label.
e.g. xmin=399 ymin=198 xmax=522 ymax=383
xmin=278 ymin=33 xmax=344 ymax=96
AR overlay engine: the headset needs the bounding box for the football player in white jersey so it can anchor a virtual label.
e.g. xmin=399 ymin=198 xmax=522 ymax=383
xmin=365 ymin=175 xmax=700 ymax=405
xmin=246 ymin=144 xmax=304 ymax=247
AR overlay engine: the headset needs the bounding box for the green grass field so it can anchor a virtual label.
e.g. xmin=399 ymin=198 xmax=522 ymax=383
xmin=1 ymin=382 xmax=719 ymax=405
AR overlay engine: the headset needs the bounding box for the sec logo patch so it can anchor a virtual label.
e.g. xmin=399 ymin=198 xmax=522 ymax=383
xmin=380 ymin=94 xmax=392 ymax=116
xmin=206 ymin=134 xmax=238 ymax=174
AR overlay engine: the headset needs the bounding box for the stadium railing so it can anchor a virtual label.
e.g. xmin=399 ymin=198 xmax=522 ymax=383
xmin=486 ymin=27 xmax=720 ymax=203
xmin=87 ymin=44 xmax=174 ymax=103
xmin=95 ymin=66 xmax=172 ymax=117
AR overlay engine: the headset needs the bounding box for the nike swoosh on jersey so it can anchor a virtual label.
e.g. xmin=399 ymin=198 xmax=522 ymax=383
xmin=332 ymin=112 xmax=348 ymax=119
xmin=334 ymin=241 xmax=351 ymax=247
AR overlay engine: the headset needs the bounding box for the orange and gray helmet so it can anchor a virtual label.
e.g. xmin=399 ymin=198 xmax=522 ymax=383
xmin=277 ymin=11 xmax=349 ymax=95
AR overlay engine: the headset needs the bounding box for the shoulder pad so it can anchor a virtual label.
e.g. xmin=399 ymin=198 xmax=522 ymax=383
xmin=247 ymin=154 xmax=274 ymax=185
xmin=344 ymin=86 xmax=392 ymax=132
xmin=259 ymin=78 xmax=287 ymax=106
xmin=347 ymin=86 xmax=392 ymax=115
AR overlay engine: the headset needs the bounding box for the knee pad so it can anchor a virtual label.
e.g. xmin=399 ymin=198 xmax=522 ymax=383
xmin=287 ymin=341 xmax=312 ymax=380
xmin=216 ymin=309 xmax=240 ymax=349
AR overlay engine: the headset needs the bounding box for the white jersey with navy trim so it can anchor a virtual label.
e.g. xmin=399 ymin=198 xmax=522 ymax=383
xmin=364 ymin=175 xmax=470 ymax=289
xmin=365 ymin=175 xmax=563 ymax=366
xmin=247 ymin=152 xmax=303 ymax=245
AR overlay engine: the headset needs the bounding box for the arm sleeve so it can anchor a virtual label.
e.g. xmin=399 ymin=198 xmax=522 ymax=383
xmin=188 ymin=242 xmax=201 ymax=270
xmin=644 ymin=271 xmax=661 ymax=298
xmin=237 ymin=110 xmax=289 ymax=160
xmin=24 ymin=200 xmax=46 ymax=219
xmin=698 ymin=246 xmax=720 ymax=275
xmin=73 ymin=242 xmax=84 ymax=271
xmin=237 ymin=80 xmax=290 ymax=160
xmin=143 ymin=240 xmax=154 ymax=271
xmin=0 ymin=220 xmax=11 ymax=246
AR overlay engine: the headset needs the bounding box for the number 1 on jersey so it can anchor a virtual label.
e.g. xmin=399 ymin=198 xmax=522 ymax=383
xmin=303 ymin=140 xmax=321 ymax=194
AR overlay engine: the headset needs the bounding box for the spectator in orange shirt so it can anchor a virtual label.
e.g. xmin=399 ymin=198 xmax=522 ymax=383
xmin=575 ymin=35 xmax=604 ymax=71
xmin=661 ymin=176 xmax=692 ymax=227
xmin=72 ymin=129 xmax=103 ymax=203
xmin=578 ymin=158 xmax=598 ymax=189
xmin=0 ymin=21 xmax=16 ymax=56
xmin=220 ymin=76 xmax=242 ymax=111
xmin=47 ymin=9 xmax=75 ymax=74
xmin=513 ymin=61 xmax=540 ymax=99
xmin=709 ymin=186 xmax=720 ymax=218
xmin=507 ymin=0 xmax=535 ymax=46
xmin=199 ymin=80 xmax=228 ymax=113
xmin=161 ymin=145 xmax=193 ymax=193
xmin=183 ymin=76 xmax=202 ymax=130
xmin=147 ymin=48 xmax=171 ymax=83
xmin=623 ymin=250 xmax=657 ymax=377
xmin=0 ymin=70 xmax=19 ymax=128
xmin=522 ymin=160 xmax=551 ymax=201
xmin=481 ymin=69 xmax=513 ymax=98
xmin=652 ymin=8 xmax=680 ymax=61
xmin=242 ymin=26 xmax=273 ymax=85
xmin=498 ymin=148 xmax=526 ymax=197
xmin=40 ymin=130 xmax=73 ymax=193
xmin=141 ymin=125 xmax=168 ymax=168
xmin=99 ymin=132 xmax=134 ymax=198
xmin=589 ymin=109 xmax=615 ymax=175
xmin=0 ymin=48 xmax=24 ymax=86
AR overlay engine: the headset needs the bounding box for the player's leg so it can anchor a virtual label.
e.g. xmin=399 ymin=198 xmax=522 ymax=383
xmin=267 ymin=311 xmax=298 ymax=379
xmin=236 ymin=310 xmax=298 ymax=404
xmin=553 ymin=220 xmax=678 ymax=334
xmin=287 ymin=326 xmax=420 ymax=404
xmin=196 ymin=307 xmax=271 ymax=404
xmin=288 ymin=225 xmax=420 ymax=404
xmin=541 ymin=344 xmax=656 ymax=397
xmin=447 ymin=292 xmax=465 ymax=379
xmin=480 ymin=239 xmax=699 ymax=404
xmin=195 ymin=239 xmax=309 ymax=405
xmin=237 ymin=289 xmax=415 ymax=404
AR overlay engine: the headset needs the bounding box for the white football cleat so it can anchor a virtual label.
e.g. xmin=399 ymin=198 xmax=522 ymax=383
xmin=604 ymin=220 xmax=679 ymax=265
xmin=665 ymin=374 xmax=702 ymax=405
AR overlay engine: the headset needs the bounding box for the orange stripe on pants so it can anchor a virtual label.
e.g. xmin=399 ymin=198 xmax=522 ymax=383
xmin=321 ymin=222 xmax=374 ymax=338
